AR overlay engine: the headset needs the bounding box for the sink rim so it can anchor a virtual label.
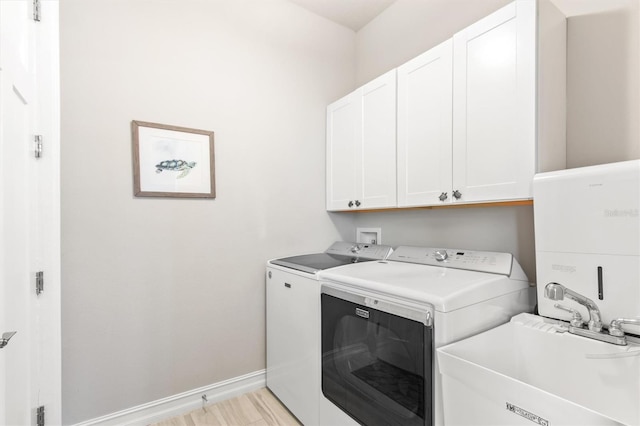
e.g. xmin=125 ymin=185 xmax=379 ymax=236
xmin=437 ymin=313 xmax=640 ymax=426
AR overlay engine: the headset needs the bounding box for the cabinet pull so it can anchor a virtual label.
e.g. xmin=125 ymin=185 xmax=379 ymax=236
xmin=284 ymin=283 xmax=292 ymax=288
xmin=355 ymin=200 xmax=361 ymax=207
xmin=453 ymin=190 xmax=462 ymax=199
xmin=348 ymin=201 xmax=354 ymax=208
xmin=439 ymin=192 xmax=448 ymax=202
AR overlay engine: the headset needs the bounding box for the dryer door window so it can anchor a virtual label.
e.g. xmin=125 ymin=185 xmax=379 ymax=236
xmin=321 ymin=293 xmax=433 ymax=426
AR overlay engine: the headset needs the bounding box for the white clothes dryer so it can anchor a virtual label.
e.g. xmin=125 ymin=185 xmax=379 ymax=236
xmin=318 ymin=246 xmax=535 ymax=426
xmin=266 ymin=242 xmax=393 ymax=425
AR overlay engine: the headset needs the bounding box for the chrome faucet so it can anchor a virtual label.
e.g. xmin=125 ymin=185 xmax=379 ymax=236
xmin=544 ymin=282 xmax=603 ymax=332
xmin=544 ymin=282 xmax=637 ymax=346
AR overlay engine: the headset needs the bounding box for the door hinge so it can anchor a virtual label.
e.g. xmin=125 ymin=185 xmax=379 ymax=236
xmin=36 ymin=271 xmax=44 ymax=296
xmin=34 ymin=135 xmax=43 ymax=159
xmin=33 ymin=0 xmax=41 ymax=22
xmin=36 ymin=405 xmax=45 ymax=426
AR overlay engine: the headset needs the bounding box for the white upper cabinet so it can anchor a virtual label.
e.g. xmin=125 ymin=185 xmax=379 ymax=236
xmin=397 ymin=39 xmax=453 ymax=207
xmin=326 ymin=93 xmax=359 ymax=211
xmin=327 ymin=0 xmax=566 ymax=211
xmin=451 ymin=0 xmax=566 ymax=204
xmin=327 ymin=70 xmax=397 ymax=211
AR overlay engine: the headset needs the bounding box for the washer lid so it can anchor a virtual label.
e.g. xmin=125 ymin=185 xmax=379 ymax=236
xmin=271 ymin=253 xmax=362 ymax=274
xmin=319 ymin=260 xmax=530 ymax=312
xmin=269 ymin=241 xmax=393 ymax=274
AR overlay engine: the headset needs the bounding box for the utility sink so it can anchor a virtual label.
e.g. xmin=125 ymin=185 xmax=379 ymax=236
xmin=438 ymin=313 xmax=640 ymax=426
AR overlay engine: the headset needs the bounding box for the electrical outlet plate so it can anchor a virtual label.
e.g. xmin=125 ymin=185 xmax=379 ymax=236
xmin=356 ymin=227 xmax=382 ymax=245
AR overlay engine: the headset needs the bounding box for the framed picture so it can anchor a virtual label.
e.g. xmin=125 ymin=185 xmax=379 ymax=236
xmin=132 ymin=120 xmax=215 ymax=198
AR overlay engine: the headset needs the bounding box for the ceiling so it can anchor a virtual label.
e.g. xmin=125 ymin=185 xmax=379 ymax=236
xmin=287 ymin=0 xmax=397 ymax=31
xmin=287 ymin=0 xmax=631 ymax=32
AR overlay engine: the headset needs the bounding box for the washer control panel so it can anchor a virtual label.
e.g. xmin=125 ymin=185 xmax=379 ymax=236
xmin=388 ymin=246 xmax=513 ymax=276
xmin=325 ymin=241 xmax=393 ymax=260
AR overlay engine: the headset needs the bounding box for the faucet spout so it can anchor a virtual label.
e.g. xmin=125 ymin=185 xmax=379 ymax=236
xmin=544 ymin=282 xmax=566 ymax=301
xmin=544 ymin=282 xmax=603 ymax=332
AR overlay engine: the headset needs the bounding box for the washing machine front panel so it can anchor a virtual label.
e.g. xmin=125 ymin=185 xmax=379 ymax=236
xmin=321 ymin=291 xmax=434 ymax=426
xmin=318 ymin=246 xmax=534 ymax=426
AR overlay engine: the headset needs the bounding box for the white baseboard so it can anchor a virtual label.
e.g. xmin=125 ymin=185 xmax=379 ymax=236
xmin=71 ymin=369 xmax=266 ymax=426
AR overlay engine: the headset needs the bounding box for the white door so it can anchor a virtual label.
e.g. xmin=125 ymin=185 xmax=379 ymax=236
xmin=452 ymin=0 xmax=536 ymax=203
xmin=0 ymin=1 xmax=61 ymax=424
xmin=358 ymin=69 xmax=396 ymax=210
xmin=397 ymin=39 xmax=453 ymax=207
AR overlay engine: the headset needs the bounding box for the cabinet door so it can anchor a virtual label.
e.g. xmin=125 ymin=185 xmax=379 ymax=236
xmin=326 ymin=92 xmax=360 ymax=211
xmin=266 ymin=268 xmax=319 ymax=425
xmin=452 ymin=1 xmax=536 ymax=203
xmin=397 ymin=39 xmax=453 ymax=207
xmin=358 ymin=69 xmax=397 ymax=209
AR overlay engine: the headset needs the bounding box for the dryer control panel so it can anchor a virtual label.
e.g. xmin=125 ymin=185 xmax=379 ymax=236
xmin=388 ymin=246 xmax=513 ymax=276
xmin=325 ymin=241 xmax=393 ymax=260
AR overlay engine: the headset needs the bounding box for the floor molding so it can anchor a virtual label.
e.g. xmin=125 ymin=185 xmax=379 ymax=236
xmin=71 ymin=369 xmax=266 ymax=426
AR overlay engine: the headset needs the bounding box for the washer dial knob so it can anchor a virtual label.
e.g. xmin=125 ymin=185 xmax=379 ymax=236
xmin=434 ymin=249 xmax=448 ymax=262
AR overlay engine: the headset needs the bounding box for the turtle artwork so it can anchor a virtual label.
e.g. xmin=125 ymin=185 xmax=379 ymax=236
xmin=155 ymin=159 xmax=197 ymax=179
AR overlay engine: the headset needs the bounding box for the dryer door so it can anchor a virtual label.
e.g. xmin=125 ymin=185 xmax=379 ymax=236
xmin=321 ymin=291 xmax=433 ymax=426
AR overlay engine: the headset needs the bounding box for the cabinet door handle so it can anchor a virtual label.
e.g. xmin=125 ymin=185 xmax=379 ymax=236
xmin=284 ymin=283 xmax=291 ymax=288
xmin=355 ymin=200 xmax=361 ymax=207
xmin=453 ymin=190 xmax=462 ymax=199
xmin=348 ymin=201 xmax=354 ymax=208
xmin=438 ymin=192 xmax=448 ymax=202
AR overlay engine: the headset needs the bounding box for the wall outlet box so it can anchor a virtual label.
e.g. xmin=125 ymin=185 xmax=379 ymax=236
xmin=357 ymin=227 xmax=382 ymax=245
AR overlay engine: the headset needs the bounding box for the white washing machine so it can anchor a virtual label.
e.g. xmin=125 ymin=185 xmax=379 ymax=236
xmin=266 ymin=242 xmax=393 ymax=425
xmin=318 ymin=246 xmax=535 ymax=426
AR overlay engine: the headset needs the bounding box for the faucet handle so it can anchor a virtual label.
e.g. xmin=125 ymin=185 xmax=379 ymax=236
xmin=608 ymin=318 xmax=640 ymax=337
xmin=0 ymin=331 xmax=17 ymax=349
xmin=554 ymin=303 xmax=585 ymax=328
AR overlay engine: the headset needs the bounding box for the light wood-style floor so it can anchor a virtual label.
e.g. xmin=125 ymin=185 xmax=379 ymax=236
xmin=149 ymin=388 xmax=302 ymax=426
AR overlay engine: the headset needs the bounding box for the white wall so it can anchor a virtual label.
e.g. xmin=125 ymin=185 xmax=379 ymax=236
xmin=60 ymin=0 xmax=355 ymax=423
xmin=564 ymin=0 xmax=640 ymax=166
xmin=349 ymin=0 xmax=640 ymax=282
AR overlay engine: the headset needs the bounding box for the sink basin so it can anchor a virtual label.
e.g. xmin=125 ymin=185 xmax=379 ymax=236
xmin=437 ymin=313 xmax=640 ymax=426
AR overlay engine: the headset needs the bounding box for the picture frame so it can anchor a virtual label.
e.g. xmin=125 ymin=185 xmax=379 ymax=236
xmin=132 ymin=120 xmax=215 ymax=198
